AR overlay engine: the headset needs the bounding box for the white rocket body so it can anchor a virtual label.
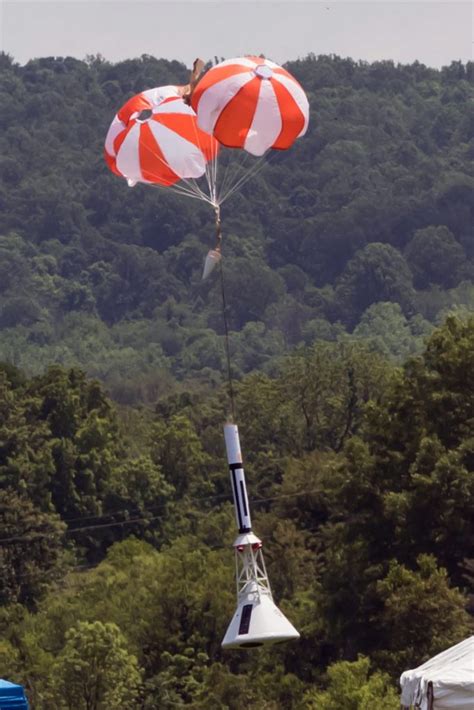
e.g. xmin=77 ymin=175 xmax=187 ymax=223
xmin=224 ymin=423 xmax=252 ymax=534
xmin=222 ymin=423 xmax=300 ymax=649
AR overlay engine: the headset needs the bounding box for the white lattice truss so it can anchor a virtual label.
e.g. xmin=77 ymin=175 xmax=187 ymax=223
xmin=235 ymin=544 xmax=273 ymax=602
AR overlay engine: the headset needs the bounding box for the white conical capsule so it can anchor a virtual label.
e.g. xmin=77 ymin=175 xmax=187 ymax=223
xmin=202 ymin=249 xmax=221 ymax=280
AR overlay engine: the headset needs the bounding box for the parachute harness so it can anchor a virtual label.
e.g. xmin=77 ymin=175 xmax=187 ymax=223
xmin=215 ymin=204 xmax=236 ymax=422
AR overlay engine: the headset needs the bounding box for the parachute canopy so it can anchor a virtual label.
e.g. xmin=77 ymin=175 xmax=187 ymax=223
xmin=104 ymin=58 xmax=309 ymax=209
xmin=104 ymin=86 xmax=218 ymax=187
xmin=191 ymin=56 xmax=309 ymax=156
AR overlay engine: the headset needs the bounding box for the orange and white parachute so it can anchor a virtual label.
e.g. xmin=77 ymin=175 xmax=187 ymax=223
xmin=105 ymin=57 xmax=309 ymax=207
xmin=191 ymin=56 xmax=309 ymax=157
xmin=104 ymin=86 xmax=218 ymax=191
xmin=104 ymin=60 xmax=309 ymax=277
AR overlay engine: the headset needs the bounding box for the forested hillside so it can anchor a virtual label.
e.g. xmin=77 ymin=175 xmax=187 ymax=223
xmin=0 ymin=51 xmax=473 ymax=708
xmin=1 ymin=318 xmax=473 ymax=707
xmin=0 ymin=53 xmax=472 ymax=403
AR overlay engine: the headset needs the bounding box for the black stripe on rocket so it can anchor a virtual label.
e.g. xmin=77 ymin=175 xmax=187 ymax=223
xmin=229 ymin=462 xmax=251 ymax=533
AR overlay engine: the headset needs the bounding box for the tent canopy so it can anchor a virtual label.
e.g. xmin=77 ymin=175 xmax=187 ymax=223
xmin=400 ymin=636 xmax=474 ymax=710
xmin=0 ymin=679 xmax=29 ymax=709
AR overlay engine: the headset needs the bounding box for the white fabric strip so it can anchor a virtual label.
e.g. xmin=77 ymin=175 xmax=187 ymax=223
xmin=148 ymin=120 xmax=207 ymax=178
xmin=196 ymin=72 xmax=254 ymax=134
xmin=272 ymin=74 xmax=310 ymax=136
xmin=244 ymin=80 xmax=282 ymax=156
xmin=104 ymin=116 xmax=125 ymax=157
xmin=154 ymin=100 xmax=196 ymax=116
xmin=142 ymin=85 xmax=181 ymax=106
xmin=115 ymin=124 xmax=148 ymax=183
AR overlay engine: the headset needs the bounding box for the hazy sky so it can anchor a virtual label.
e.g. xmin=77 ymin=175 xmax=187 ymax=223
xmin=1 ymin=1 xmax=472 ymax=69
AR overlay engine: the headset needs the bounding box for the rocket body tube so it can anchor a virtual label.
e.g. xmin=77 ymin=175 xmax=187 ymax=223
xmin=224 ymin=424 xmax=252 ymax=534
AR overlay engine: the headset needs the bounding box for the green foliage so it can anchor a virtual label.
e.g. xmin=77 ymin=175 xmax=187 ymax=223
xmin=280 ymin=341 xmax=390 ymax=454
xmin=306 ymin=318 xmax=474 ymax=672
xmin=301 ymin=656 xmax=399 ymax=710
xmin=1 ymin=319 xmax=473 ymax=706
xmin=0 ymin=50 xmax=473 ymax=707
xmin=405 ymin=225 xmax=466 ymax=288
xmin=352 ymin=302 xmax=433 ymax=362
xmin=0 ymin=54 xmax=471 ymax=398
xmin=0 ymin=366 xmax=119 ymax=516
xmin=375 ymin=555 xmax=471 ymax=673
xmin=151 ymin=414 xmax=213 ymax=499
xmin=335 ymin=243 xmax=416 ymax=327
xmin=362 ymin=316 xmax=474 ymax=579
xmin=49 ymin=620 xmax=142 ymax=709
xmin=0 ymin=489 xmax=67 ymax=608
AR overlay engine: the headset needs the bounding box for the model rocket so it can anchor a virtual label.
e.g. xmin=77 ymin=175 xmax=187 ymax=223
xmin=222 ymin=423 xmax=300 ymax=649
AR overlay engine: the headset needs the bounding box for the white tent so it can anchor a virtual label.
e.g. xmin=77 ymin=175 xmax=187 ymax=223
xmin=400 ymin=636 xmax=474 ymax=709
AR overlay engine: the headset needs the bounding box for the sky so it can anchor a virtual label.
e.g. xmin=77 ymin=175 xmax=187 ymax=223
xmin=0 ymin=1 xmax=472 ymax=69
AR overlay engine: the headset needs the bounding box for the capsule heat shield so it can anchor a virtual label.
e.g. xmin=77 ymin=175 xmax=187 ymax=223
xmin=222 ymin=590 xmax=300 ymax=649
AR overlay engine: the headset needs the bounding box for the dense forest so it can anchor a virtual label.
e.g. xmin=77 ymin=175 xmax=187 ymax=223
xmin=0 ymin=51 xmax=473 ymax=708
xmin=0 ymin=52 xmax=472 ymax=402
xmin=1 ymin=318 xmax=473 ymax=707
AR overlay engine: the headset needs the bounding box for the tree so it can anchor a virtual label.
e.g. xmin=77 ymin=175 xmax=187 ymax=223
xmin=102 ymin=455 xmax=174 ymax=548
xmin=0 ymin=489 xmax=67 ymax=608
xmin=28 ymin=367 xmax=122 ymax=525
xmin=352 ymin=302 xmax=432 ymax=362
xmin=0 ymin=54 xmax=473 ymax=705
xmin=301 ymin=656 xmax=399 ymax=710
xmin=281 ymin=341 xmax=390 ymax=454
xmin=354 ymin=317 xmax=474 ymax=579
xmin=335 ymin=243 xmax=415 ymax=328
xmin=404 ymin=225 xmax=465 ymax=288
xmin=375 ymin=555 xmax=471 ymax=674
xmin=212 ymin=256 xmax=286 ymax=330
xmin=0 ymin=368 xmax=56 ymax=509
xmin=50 ymin=621 xmax=142 ymax=710
xmin=312 ymin=319 xmax=474 ymax=667
xmin=151 ymin=414 xmax=213 ymax=499
xmin=0 ymin=55 xmax=472 ymax=398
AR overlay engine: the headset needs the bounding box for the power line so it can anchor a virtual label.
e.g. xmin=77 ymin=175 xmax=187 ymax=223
xmin=61 ymin=491 xmax=231 ymax=524
xmin=0 ymin=488 xmax=322 ymax=544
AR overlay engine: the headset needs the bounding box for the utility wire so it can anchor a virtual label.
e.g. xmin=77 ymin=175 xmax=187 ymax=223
xmin=0 ymin=488 xmax=323 ymax=544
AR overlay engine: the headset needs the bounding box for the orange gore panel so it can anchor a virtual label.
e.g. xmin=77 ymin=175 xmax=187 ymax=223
xmin=154 ymin=113 xmax=219 ymax=162
xmin=271 ymin=79 xmax=306 ymax=150
xmin=113 ymin=125 xmax=128 ymax=156
xmin=103 ymin=149 xmax=121 ymax=176
xmin=213 ymin=77 xmax=261 ymax=148
xmin=139 ymin=122 xmax=179 ymax=186
xmin=191 ymin=63 xmax=251 ymax=112
xmin=118 ymin=94 xmax=152 ymax=125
